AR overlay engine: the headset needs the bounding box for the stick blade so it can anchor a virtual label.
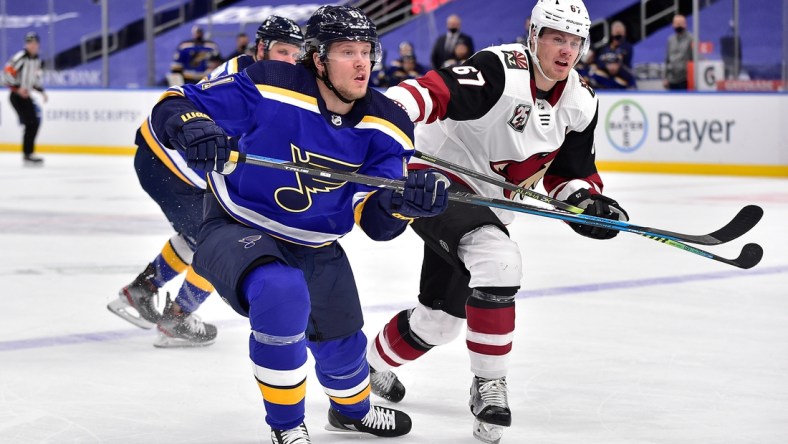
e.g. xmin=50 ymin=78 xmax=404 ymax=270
xmin=730 ymin=243 xmax=763 ymax=269
xmin=707 ymin=205 xmax=764 ymax=244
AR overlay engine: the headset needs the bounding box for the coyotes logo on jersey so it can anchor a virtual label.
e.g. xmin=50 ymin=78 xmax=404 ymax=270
xmin=501 ymin=50 xmax=529 ymax=70
xmin=489 ymin=151 xmax=559 ymax=199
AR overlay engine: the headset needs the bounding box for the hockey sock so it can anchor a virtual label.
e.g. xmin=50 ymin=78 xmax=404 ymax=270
xmin=173 ymin=266 xmax=214 ymax=313
xmin=308 ymin=331 xmax=370 ymax=419
xmin=243 ymin=262 xmax=310 ymax=431
xmin=370 ymin=309 xmax=434 ymax=370
xmin=466 ymin=287 xmax=516 ymax=379
xmin=150 ymin=234 xmax=192 ymax=287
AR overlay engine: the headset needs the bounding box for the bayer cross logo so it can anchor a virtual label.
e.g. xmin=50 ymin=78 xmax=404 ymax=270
xmin=605 ymin=99 xmax=647 ymax=153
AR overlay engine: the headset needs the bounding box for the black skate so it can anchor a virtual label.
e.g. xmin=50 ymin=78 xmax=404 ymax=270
xmin=469 ymin=376 xmax=511 ymax=444
xmin=271 ymin=422 xmax=311 ymax=444
xmin=326 ymin=404 xmax=412 ymax=437
xmin=107 ymin=263 xmax=161 ymax=329
xmin=154 ymin=295 xmax=217 ymax=348
xmin=23 ymin=154 xmax=43 ymax=166
xmin=370 ymin=366 xmax=406 ymax=403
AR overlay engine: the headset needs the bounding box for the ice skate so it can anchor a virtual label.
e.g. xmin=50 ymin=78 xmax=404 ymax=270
xmin=107 ymin=263 xmax=161 ymax=329
xmin=469 ymin=376 xmax=511 ymax=444
xmin=326 ymin=404 xmax=412 ymax=437
xmin=154 ymin=295 xmax=217 ymax=348
xmin=271 ymin=422 xmax=311 ymax=444
xmin=369 ymin=366 xmax=406 ymax=403
xmin=23 ymin=154 xmax=43 ymax=166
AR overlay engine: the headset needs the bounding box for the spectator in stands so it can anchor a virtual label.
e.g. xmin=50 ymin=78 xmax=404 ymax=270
xmin=588 ymin=52 xmax=636 ymax=89
xmin=664 ymin=14 xmax=692 ymax=90
xmin=376 ymin=41 xmax=427 ymax=88
xmin=441 ymin=41 xmax=472 ymax=68
xmin=169 ymin=25 xmax=221 ymax=85
xmin=385 ymin=55 xmax=427 ymax=85
xmin=430 ymin=14 xmax=474 ymax=70
xmin=227 ymin=32 xmax=250 ymax=59
xmin=3 ymin=31 xmax=47 ymax=165
xmin=390 ymin=41 xmax=415 ymax=69
xmin=596 ymin=21 xmax=633 ymax=71
xmin=515 ymin=17 xmax=531 ymax=45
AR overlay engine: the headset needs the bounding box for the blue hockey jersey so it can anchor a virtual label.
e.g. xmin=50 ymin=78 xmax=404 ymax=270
xmin=151 ymin=61 xmax=415 ymax=246
xmin=137 ymin=54 xmax=258 ymax=189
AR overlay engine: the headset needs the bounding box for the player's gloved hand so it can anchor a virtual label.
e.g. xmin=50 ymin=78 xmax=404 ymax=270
xmin=165 ymin=114 xmax=229 ymax=172
xmin=565 ymin=188 xmax=629 ymax=240
xmin=380 ymin=169 xmax=450 ymax=218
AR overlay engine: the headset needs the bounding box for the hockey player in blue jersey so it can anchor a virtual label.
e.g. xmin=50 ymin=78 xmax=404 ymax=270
xmin=107 ymin=17 xmax=305 ymax=348
xmin=148 ymin=5 xmax=449 ymax=443
xmin=206 ymin=15 xmax=304 ymax=80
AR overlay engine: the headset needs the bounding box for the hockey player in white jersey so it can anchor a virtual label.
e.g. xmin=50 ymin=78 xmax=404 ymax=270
xmin=368 ymin=0 xmax=629 ymax=442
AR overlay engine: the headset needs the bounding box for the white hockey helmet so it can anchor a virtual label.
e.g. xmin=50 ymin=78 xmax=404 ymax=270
xmin=527 ymin=0 xmax=591 ymax=79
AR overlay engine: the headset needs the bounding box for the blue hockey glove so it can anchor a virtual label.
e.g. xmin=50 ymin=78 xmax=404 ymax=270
xmin=165 ymin=113 xmax=229 ymax=172
xmin=565 ymin=188 xmax=629 ymax=240
xmin=380 ymin=169 xmax=450 ymax=218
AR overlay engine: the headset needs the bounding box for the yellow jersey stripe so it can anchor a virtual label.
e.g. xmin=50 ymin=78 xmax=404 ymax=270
xmin=359 ymin=115 xmax=414 ymax=149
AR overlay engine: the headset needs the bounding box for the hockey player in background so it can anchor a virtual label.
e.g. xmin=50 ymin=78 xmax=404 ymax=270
xmin=149 ymin=5 xmax=448 ymax=443
xmin=367 ymin=0 xmax=629 ymax=442
xmin=107 ymin=16 xmax=305 ymax=348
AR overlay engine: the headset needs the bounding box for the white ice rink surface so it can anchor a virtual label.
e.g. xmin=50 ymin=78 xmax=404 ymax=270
xmin=1 ymin=153 xmax=787 ymax=444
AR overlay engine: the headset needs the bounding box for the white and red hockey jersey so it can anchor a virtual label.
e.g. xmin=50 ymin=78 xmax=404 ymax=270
xmin=385 ymin=43 xmax=605 ymax=224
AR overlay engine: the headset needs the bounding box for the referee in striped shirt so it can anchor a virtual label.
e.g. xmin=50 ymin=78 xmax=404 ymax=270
xmin=3 ymin=32 xmax=47 ymax=165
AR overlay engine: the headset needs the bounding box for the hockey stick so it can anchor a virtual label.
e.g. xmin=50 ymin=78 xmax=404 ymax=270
xmin=225 ymin=152 xmax=762 ymax=269
xmin=412 ymin=150 xmax=763 ymax=246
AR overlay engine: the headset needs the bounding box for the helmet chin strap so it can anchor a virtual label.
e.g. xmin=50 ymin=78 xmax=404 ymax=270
xmin=528 ymin=38 xmax=557 ymax=83
xmin=319 ymin=61 xmax=355 ymax=104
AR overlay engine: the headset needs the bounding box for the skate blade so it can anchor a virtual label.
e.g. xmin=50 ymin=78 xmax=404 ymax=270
xmin=324 ymin=423 xmax=361 ymax=434
xmin=473 ymin=418 xmax=504 ymax=444
xmin=153 ymin=332 xmax=216 ymax=348
xmin=107 ymin=299 xmax=155 ymax=329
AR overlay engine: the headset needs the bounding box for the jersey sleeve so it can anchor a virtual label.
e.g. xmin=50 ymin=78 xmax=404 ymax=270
xmin=149 ymin=71 xmax=262 ymax=146
xmin=542 ymin=104 xmax=605 ymax=200
xmin=384 ymin=50 xmax=506 ymax=124
xmin=354 ymin=101 xmax=416 ymax=241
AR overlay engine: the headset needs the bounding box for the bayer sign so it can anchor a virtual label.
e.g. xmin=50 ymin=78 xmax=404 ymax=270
xmin=605 ymin=99 xmax=648 ymax=153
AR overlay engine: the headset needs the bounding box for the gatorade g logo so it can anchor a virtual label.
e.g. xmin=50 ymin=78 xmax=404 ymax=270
xmin=704 ymin=65 xmax=716 ymax=87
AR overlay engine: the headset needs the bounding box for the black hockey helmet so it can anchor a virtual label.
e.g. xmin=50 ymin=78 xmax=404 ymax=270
xmin=303 ymin=5 xmax=381 ymax=65
xmin=256 ymin=15 xmax=304 ymax=48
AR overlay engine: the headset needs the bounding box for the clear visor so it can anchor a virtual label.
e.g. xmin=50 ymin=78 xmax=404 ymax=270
xmin=322 ymin=38 xmax=382 ymax=64
xmin=266 ymin=40 xmax=304 ymax=60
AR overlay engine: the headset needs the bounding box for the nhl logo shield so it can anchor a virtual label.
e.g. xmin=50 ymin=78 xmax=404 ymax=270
xmin=507 ymin=104 xmax=531 ymax=132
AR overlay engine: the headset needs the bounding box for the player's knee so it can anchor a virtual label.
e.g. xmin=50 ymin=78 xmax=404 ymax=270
xmin=459 ymin=225 xmax=522 ymax=288
xmin=410 ymin=304 xmax=464 ymax=346
xmin=243 ymin=262 xmax=310 ymax=336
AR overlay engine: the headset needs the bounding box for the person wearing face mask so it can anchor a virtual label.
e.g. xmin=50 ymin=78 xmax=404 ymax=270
xmin=430 ymin=14 xmax=475 ymax=70
xmin=664 ymin=14 xmax=693 ymax=90
xmin=596 ymin=20 xmax=633 ymax=72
